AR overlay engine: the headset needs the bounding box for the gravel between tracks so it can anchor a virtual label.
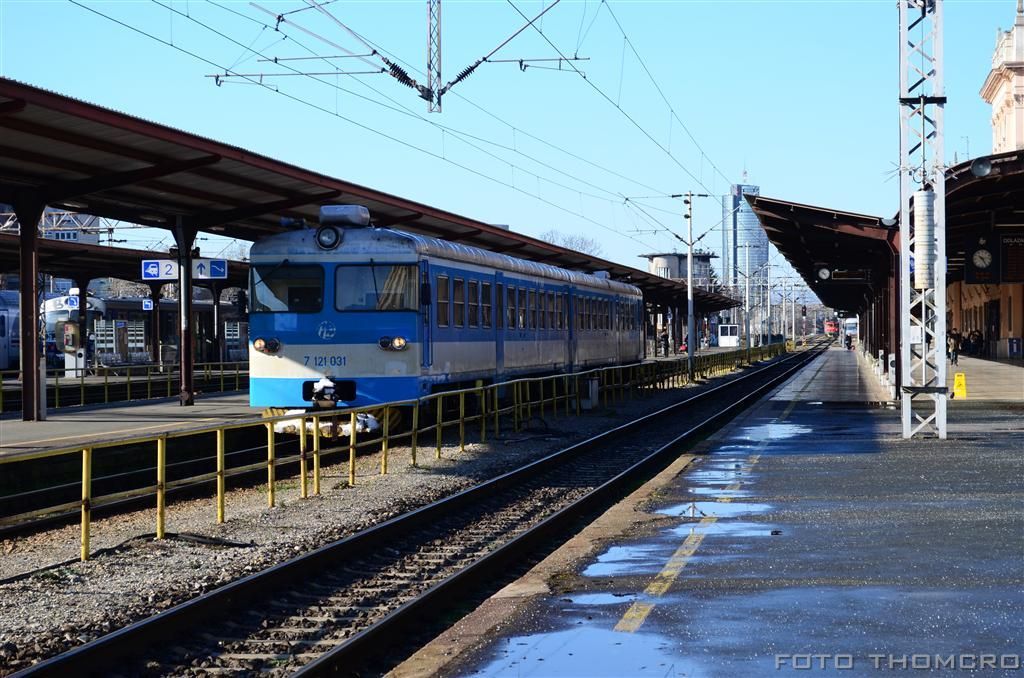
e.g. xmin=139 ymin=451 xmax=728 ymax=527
xmin=0 ymin=373 xmax=736 ymax=674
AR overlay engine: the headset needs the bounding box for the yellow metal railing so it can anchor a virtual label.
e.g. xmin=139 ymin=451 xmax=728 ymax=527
xmin=0 ymin=346 xmax=787 ymax=561
xmin=0 ymin=361 xmax=249 ymax=414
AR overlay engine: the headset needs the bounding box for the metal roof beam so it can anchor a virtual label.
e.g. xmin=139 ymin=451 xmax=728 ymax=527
xmin=0 ymin=99 xmax=25 ymax=115
xmin=373 ymin=211 xmax=423 ymax=227
xmin=41 ymin=155 xmax=222 ymax=203
xmin=193 ymin=190 xmax=341 ymax=230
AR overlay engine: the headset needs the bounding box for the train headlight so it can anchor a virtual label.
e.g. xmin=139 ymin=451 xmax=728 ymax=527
xmin=253 ymin=337 xmax=282 ymax=354
xmin=377 ymin=336 xmax=409 ymax=351
xmin=315 ymin=225 xmax=341 ymax=250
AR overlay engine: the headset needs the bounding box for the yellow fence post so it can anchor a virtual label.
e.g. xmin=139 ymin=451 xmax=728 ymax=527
xmin=216 ymin=429 xmax=226 ymax=523
xmin=299 ymin=416 xmax=308 ymax=499
xmin=459 ymin=391 xmax=466 ymax=452
xmin=312 ymin=415 xmax=321 ymax=496
xmin=349 ymin=411 xmax=358 ymax=486
xmin=513 ymin=382 xmax=521 ymax=432
xmin=538 ymin=379 xmax=545 ymax=420
xmin=125 ymin=366 xmax=130 ymax=402
xmin=381 ymin=406 xmax=390 ymax=475
xmin=493 ymin=387 xmax=500 ymax=437
xmin=436 ymin=394 xmax=444 ymax=459
xmin=479 ymin=387 xmax=486 ymax=443
xmin=265 ymin=422 xmax=276 ymax=508
xmin=156 ymin=437 xmax=166 ymax=539
xmin=81 ymin=447 xmax=92 ymax=561
xmin=411 ymin=402 xmax=419 ymax=467
xmin=54 ymin=371 xmax=59 ymax=409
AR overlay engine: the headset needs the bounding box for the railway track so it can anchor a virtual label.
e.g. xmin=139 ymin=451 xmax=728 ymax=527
xmin=17 ymin=345 xmax=826 ymax=677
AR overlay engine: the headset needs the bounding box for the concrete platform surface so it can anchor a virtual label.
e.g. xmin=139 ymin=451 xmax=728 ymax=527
xmin=440 ymin=347 xmax=1024 ymax=677
xmin=0 ymin=393 xmax=261 ymax=459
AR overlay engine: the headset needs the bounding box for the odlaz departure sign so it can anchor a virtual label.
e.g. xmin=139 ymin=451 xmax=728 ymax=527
xmin=1000 ymin=234 xmax=1024 ymax=283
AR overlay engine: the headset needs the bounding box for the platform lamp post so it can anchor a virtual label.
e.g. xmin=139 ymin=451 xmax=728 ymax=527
xmin=683 ymin=192 xmax=709 ymax=380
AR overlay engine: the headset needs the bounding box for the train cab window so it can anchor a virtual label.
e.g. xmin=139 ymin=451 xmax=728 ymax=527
xmin=517 ymin=288 xmax=527 ymax=329
xmin=453 ymin=278 xmax=465 ymax=327
xmin=335 ymin=264 xmax=418 ymax=311
xmin=251 ymin=264 xmax=323 ymax=313
xmin=468 ymin=280 xmax=479 ymax=327
xmin=483 ymin=283 xmax=493 ymax=328
xmin=436 ymin=275 xmax=450 ymax=327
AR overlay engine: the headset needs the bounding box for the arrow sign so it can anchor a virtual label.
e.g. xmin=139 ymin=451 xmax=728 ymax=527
xmin=142 ymin=260 xmax=179 ymax=281
xmin=192 ymin=258 xmax=228 ymax=280
xmin=142 ymin=299 xmax=154 ymax=311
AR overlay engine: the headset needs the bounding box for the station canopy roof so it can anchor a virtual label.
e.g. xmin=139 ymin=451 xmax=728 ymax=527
xmin=747 ymin=149 xmax=1024 ymax=313
xmin=0 ymin=78 xmax=737 ymax=312
xmin=746 ymin=195 xmax=896 ymax=312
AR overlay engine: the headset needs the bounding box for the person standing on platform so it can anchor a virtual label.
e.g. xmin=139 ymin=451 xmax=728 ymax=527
xmin=948 ymin=330 xmax=960 ymax=366
xmin=659 ymin=327 xmax=669 ymax=356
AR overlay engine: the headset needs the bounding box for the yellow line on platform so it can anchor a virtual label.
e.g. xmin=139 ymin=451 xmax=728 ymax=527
xmin=614 ymin=516 xmax=717 ymax=633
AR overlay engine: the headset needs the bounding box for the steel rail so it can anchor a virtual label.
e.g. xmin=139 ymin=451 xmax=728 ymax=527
xmin=15 ymin=345 xmax=825 ymax=677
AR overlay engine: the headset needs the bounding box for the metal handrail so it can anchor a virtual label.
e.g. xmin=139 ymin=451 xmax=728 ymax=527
xmin=0 ymin=346 xmax=787 ymax=561
xmin=0 ymin=361 xmax=250 ymax=413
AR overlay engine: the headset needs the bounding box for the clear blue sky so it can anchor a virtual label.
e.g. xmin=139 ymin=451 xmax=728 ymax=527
xmin=0 ymin=0 xmax=1014 ymax=301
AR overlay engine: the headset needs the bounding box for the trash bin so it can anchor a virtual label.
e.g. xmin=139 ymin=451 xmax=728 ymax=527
xmin=1009 ymin=337 xmax=1022 ymax=359
xmin=581 ymin=377 xmax=600 ymax=410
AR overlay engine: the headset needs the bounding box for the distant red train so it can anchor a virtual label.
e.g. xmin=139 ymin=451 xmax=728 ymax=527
xmin=824 ymin=320 xmax=840 ymax=337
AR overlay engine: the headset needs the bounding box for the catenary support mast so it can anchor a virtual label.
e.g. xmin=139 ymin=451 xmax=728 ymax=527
xmin=898 ymin=0 xmax=947 ymax=438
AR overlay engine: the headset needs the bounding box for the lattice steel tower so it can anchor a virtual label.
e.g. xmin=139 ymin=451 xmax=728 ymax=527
xmin=427 ymin=0 xmax=442 ymax=112
xmin=898 ymin=0 xmax=947 ymax=438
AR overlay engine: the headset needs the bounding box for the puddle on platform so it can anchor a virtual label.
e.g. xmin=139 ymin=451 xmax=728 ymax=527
xmin=687 ymin=486 xmax=751 ymax=497
xmin=659 ymin=501 xmax=772 ymax=519
xmin=581 ymin=544 xmax=665 ymax=577
xmin=669 ymin=520 xmax=776 ymax=539
xmin=466 ymin=627 xmax=706 ymax=677
xmin=560 ymin=592 xmax=636 ymax=606
xmin=739 ymin=422 xmax=813 ymax=440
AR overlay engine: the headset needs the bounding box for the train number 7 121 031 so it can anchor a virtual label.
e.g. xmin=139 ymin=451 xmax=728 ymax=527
xmin=304 ymin=355 xmax=347 ymax=367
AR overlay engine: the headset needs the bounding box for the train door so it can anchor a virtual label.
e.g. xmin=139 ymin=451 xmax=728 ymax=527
xmin=494 ymin=272 xmax=505 ymax=377
xmin=567 ymin=288 xmax=576 ymax=370
xmin=420 ymin=261 xmax=432 ymax=369
xmin=0 ymin=310 xmax=8 ymax=370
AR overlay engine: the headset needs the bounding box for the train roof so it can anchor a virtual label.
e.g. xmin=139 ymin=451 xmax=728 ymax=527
xmin=251 ymin=227 xmax=643 ymax=297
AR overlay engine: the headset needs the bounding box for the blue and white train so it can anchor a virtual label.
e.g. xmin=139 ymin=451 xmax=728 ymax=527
xmin=248 ymin=205 xmax=645 ymax=410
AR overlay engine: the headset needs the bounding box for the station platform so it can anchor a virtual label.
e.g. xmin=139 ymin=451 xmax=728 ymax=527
xmin=424 ymin=345 xmax=1024 ymax=677
xmin=0 ymin=393 xmax=261 ymax=459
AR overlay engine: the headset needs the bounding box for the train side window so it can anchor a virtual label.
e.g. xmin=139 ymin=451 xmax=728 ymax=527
xmin=485 ymin=283 xmax=494 ymax=329
xmin=517 ymin=288 xmax=527 ymax=329
xmin=0 ymin=316 xmax=5 ymax=337
xmin=468 ymin=280 xmax=479 ymax=327
xmin=555 ymin=294 xmax=562 ymax=330
xmin=528 ymin=290 xmax=536 ymax=329
xmin=436 ymin=276 xmax=450 ymax=327
xmin=547 ymin=292 xmax=555 ymax=329
xmin=453 ymin=278 xmax=465 ymax=327
xmin=585 ymin=298 xmax=592 ymax=331
xmin=509 ymin=286 xmax=517 ymax=329
xmin=538 ymin=291 xmax=546 ymax=330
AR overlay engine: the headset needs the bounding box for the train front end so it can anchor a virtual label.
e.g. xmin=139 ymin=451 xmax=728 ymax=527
xmin=248 ymin=206 xmax=425 ymax=410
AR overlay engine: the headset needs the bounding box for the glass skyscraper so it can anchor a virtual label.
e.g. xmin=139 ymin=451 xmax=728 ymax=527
xmin=721 ymin=183 xmax=767 ymax=289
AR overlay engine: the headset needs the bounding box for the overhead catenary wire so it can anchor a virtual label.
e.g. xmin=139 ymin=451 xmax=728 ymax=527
xmin=68 ymin=0 xmax=659 ymax=252
xmin=505 ymin=0 xmax=730 ymax=197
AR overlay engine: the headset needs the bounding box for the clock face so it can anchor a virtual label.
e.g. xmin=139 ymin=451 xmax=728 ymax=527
xmin=972 ymin=249 xmax=992 ymax=269
xmin=817 ymin=267 xmax=831 ymax=280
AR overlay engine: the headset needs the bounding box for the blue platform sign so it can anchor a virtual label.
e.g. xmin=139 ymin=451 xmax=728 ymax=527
xmin=65 ymin=296 xmax=79 ymax=309
xmin=193 ymin=259 xmax=228 ymax=280
xmin=142 ymin=299 xmax=154 ymax=311
xmin=142 ymin=260 xmax=179 ymax=281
